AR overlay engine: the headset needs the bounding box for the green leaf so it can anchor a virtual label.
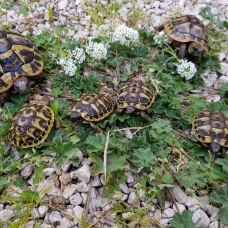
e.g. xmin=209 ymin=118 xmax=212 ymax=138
xmin=89 ymin=152 xmax=129 ymax=175
xmin=210 ymin=187 xmax=228 ymax=207
xmin=169 ymin=210 xmax=197 ymax=228
xmin=86 ymin=134 xmax=106 ymax=153
xmin=161 ymin=172 xmax=174 ymax=185
xmin=218 ymin=206 xmax=228 ymax=224
xmin=0 ymin=119 xmax=12 ymax=137
xmin=208 ymin=163 xmax=228 ymax=181
xmin=33 ymin=167 xmax=45 ymax=185
xmin=130 ymin=46 xmax=149 ymax=56
xmin=18 ymin=189 xmax=39 ymax=203
xmin=215 ymin=157 xmax=228 ymax=173
xmin=132 ymin=148 xmax=157 ymax=168
xmin=151 ymin=119 xmax=172 ymax=134
xmin=175 ymin=163 xmax=206 ymax=188
xmin=0 ymin=177 xmax=9 ymax=190
xmin=220 ymin=82 xmax=228 ymax=96
xmin=15 ymin=177 xmax=24 ymax=188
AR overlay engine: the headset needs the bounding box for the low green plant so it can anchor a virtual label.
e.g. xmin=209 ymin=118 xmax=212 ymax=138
xmin=0 ymin=5 xmax=228 ymax=227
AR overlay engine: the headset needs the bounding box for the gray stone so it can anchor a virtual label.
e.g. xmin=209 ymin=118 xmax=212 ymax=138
xmin=81 ymin=192 xmax=88 ymax=205
xmin=210 ymin=212 xmax=218 ymax=222
xmin=58 ymin=0 xmax=68 ymax=10
xmin=62 ymin=184 xmax=78 ymax=199
xmin=154 ymin=209 xmax=161 ymax=220
xmin=173 ymin=202 xmax=186 ymax=213
xmin=162 ymin=208 xmax=175 ymax=218
xmin=57 ymin=217 xmax=74 ymax=228
xmin=199 ymin=195 xmax=210 ymax=208
xmin=75 ymin=181 xmax=88 ymax=192
xmin=21 ymin=164 xmax=33 ymax=178
xmin=72 ymin=206 xmax=85 ymax=222
xmin=31 ymin=208 xmax=40 ymax=218
xmin=61 ymin=162 xmax=72 ymax=172
xmin=127 ymin=191 xmax=137 ymax=204
xmin=119 ymin=182 xmax=130 ymax=194
xmin=24 ymin=221 xmax=35 ymax=228
xmin=69 ymin=193 xmax=82 ymax=205
xmin=220 ymin=62 xmax=228 ymax=76
xmin=214 ymin=76 xmax=228 ymax=89
xmin=0 ymin=209 xmax=14 ymax=221
xmin=185 ymin=196 xmax=199 ymax=207
xmin=59 ymin=174 xmax=71 ymax=185
xmin=92 ymin=175 xmax=102 ymax=187
xmin=49 ymin=211 xmax=62 ymax=224
xmin=206 ymin=205 xmax=219 ymax=216
xmin=125 ymin=171 xmax=135 ymax=183
xmin=122 ymin=212 xmax=133 ymax=219
xmin=38 ymin=205 xmax=49 ymax=216
xmin=42 ymin=168 xmax=55 ymax=176
xmin=169 ymin=184 xmax=188 ymax=204
xmin=159 ymin=2 xmax=168 ymax=9
xmin=218 ymin=52 xmax=226 ymax=61
xmin=209 ymin=221 xmax=219 ymax=228
xmin=75 ymin=164 xmax=91 ymax=183
xmin=192 ymin=209 xmax=210 ymax=227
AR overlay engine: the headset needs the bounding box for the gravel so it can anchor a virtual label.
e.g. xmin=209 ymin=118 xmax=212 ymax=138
xmin=1 ymin=0 xmax=228 ymax=227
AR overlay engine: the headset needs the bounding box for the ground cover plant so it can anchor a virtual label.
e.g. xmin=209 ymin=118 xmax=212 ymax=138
xmin=0 ymin=2 xmax=228 ymax=227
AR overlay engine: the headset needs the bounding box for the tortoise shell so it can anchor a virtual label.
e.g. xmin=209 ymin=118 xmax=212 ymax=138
xmin=163 ymin=15 xmax=208 ymax=51
xmin=117 ymin=81 xmax=155 ymax=111
xmin=69 ymin=92 xmax=114 ymax=122
xmin=192 ymin=110 xmax=228 ymax=151
xmin=8 ymin=104 xmax=54 ymax=148
xmin=0 ymin=30 xmax=44 ymax=93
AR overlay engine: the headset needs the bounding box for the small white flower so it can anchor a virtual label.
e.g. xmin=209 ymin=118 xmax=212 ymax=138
xmin=176 ymin=59 xmax=197 ymax=80
xmin=112 ymin=24 xmax=140 ymax=47
xmin=56 ymin=47 xmax=85 ymax=76
xmin=153 ymin=30 xmax=171 ymax=45
xmin=85 ymin=41 xmax=107 ymax=60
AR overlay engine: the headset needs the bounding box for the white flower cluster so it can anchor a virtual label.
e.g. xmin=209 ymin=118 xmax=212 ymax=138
xmin=112 ymin=24 xmax=140 ymax=47
xmin=176 ymin=59 xmax=197 ymax=80
xmin=57 ymin=47 xmax=85 ymax=76
xmin=153 ymin=30 xmax=171 ymax=45
xmin=85 ymin=41 xmax=107 ymax=60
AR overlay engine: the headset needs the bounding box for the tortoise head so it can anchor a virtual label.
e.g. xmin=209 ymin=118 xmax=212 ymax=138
xmin=14 ymin=77 xmax=31 ymax=94
xmin=188 ymin=43 xmax=204 ymax=57
xmin=70 ymin=111 xmax=81 ymax=122
xmin=126 ymin=106 xmax=136 ymax=114
xmin=209 ymin=142 xmax=221 ymax=153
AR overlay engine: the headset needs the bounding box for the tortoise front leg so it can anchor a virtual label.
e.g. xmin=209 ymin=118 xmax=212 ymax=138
xmin=178 ymin=43 xmax=187 ymax=59
xmin=89 ymin=122 xmax=103 ymax=133
xmin=140 ymin=110 xmax=149 ymax=121
xmin=154 ymin=24 xmax=165 ymax=32
xmin=0 ymin=92 xmax=10 ymax=106
xmin=221 ymin=147 xmax=227 ymax=158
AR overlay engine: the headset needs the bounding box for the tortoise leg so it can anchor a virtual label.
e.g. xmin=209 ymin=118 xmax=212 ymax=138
xmin=221 ymin=147 xmax=226 ymax=158
xmin=154 ymin=24 xmax=165 ymax=32
xmin=140 ymin=111 xmax=149 ymax=121
xmin=178 ymin=43 xmax=187 ymax=59
xmin=114 ymin=107 xmax=124 ymax=114
xmin=0 ymin=92 xmax=10 ymax=106
xmin=89 ymin=122 xmax=103 ymax=133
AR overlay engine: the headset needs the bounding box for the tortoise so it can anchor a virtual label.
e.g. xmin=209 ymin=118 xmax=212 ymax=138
xmin=0 ymin=30 xmax=44 ymax=106
xmin=192 ymin=110 xmax=228 ymax=158
xmin=156 ymin=15 xmax=208 ymax=63
xmin=8 ymin=103 xmax=54 ymax=148
xmin=69 ymin=92 xmax=114 ymax=132
xmin=116 ymin=81 xmax=155 ymax=120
